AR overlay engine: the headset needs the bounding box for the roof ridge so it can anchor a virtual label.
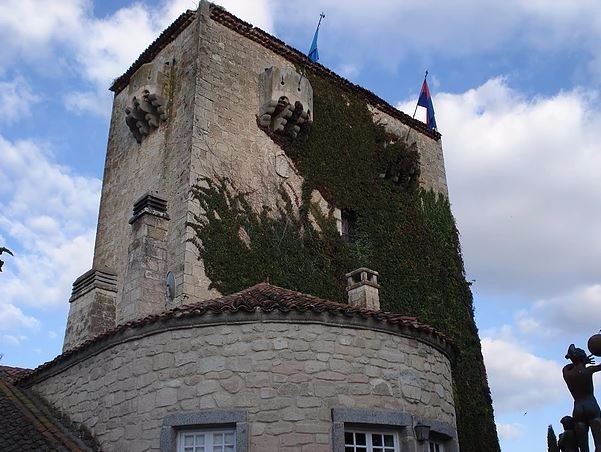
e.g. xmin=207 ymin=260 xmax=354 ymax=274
xmin=0 ymin=365 xmax=32 ymax=383
xmin=16 ymin=283 xmax=452 ymax=386
xmin=209 ymin=5 xmax=440 ymax=140
xmin=108 ymin=3 xmax=440 ymax=140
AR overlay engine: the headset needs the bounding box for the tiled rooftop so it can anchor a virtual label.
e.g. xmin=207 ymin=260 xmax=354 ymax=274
xmin=17 ymin=283 xmax=451 ymax=387
xmin=0 ymin=373 xmax=97 ymax=451
xmin=0 ymin=365 xmax=31 ymax=383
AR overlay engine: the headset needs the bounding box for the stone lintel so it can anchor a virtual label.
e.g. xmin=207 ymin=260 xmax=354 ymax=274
xmin=70 ymin=268 xmax=117 ymax=303
xmin=160 ymin=409 xmax=248 ymax=452
xmin=331 ymin=408 xmax=458 ymax=452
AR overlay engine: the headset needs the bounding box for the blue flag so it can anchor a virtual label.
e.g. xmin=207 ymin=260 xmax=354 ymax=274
xmin=308 ymin=13 xmax=325 ymax=63
xmin=417 ymin=78 xmax=437 ymax=130
xmin=308 ymin=25 xmax=320 ymax=62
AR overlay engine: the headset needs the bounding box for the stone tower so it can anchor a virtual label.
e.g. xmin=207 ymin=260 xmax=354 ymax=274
xmin=59 ymin=3 xmax=498 ymax=451
xmin=63 ymin=2 xmax=447 ymax=351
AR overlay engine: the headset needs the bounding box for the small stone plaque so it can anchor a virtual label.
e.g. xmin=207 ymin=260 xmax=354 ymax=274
xmin=275 ymin=153 xmax=289 ymax=178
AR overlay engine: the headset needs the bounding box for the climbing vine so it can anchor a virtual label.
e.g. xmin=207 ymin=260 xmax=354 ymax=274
xmin=189 ymin=71 xmax=499 ymax=452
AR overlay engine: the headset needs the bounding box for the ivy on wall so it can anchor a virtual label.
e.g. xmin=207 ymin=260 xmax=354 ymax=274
xmin=189 ymin=72 xmax=500 ymax=452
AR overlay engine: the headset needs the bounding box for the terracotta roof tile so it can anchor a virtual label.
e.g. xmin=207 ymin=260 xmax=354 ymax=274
xmin=0 ymin=365 xmax=31 ymax=383
xmin=17 ymin=283 xmax=452 ymax=386
xmin=109 ymin=4 xmax=440 ymax=141
xmin=0 ymin=375 xmax=98 ymax=451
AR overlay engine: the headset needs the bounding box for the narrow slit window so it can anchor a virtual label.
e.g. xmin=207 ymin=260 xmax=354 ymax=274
xmin=341 ymin=209 xmax=357 ymax=243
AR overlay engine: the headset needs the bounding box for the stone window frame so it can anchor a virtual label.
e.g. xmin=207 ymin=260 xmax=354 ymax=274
xmin=331 ymin=408 xmax=458 ymax=452
xmin=428 ymin=439 xmax=445 ymax=452
xmin=177 ymin=428 xmax=236 ymax=452
xmin=344 ymin=428 xmax=400 ymax=452
xmin=160 ymin=409 xmax=248 ymax=452
xmin=426 ymin=422 xmax=457 ymax=452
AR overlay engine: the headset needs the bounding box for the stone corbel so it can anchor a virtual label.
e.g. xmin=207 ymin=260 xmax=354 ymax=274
xmin=258 ymin=67 xmax=313 ymax=140
xmin=126 ymin=90 xmax=167 ymax=143
xmin=124 ymin=60 xmax=171 ymax=143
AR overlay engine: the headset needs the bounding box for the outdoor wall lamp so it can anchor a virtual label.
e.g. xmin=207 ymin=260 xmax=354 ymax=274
xmin=414 ymin=423 xmax=431 ymax=442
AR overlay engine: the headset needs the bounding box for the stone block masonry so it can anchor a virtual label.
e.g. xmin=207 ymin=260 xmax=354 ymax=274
xmin=63 ymin=268 xmax=117 ymax=351
xmin=91 ymin=15 xmax=200 ymax=320
xmin=31 ymin=320 xmax=457 ymax=451
xmin=83 ymin=2 xmax=450 ymax=332
xmin=120 ymin=193 xmax=170 ymax=323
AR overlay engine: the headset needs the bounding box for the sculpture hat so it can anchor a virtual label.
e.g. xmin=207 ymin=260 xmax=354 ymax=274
xmin=565 ymin=344 xmax=587 ymax=361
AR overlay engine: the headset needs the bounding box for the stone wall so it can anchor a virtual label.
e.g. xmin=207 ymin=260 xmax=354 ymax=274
xmin=92 ymin=19 xmax=199 ymax=323
xmin=184 ymin=6 xmax=307 ymax=304
xmin=63 ymin=268 xmax=117 ymax=351
xmin=32 ymin=321 xmax=456 ymax=452
xmin=369 ymin=106 xmax=448 ymax=196
xmin=183 ymin=6 xmax=449 ymax=306
xmin=81 ymin=3 xmax=449 ymax=330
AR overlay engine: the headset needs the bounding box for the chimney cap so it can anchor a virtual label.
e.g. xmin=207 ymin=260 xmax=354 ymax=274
xmin=345 ymin=267 xmax=379 ymax=278
xmin=345 ymin=267 xmax=380 ymax=291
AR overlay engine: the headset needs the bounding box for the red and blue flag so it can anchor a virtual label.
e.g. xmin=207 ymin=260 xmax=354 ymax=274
xmin=417 ymin=78 xmax=437 ymax=130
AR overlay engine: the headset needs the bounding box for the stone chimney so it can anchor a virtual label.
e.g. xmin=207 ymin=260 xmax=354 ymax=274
xmin=63 ymin=267 xmax=117 ymax=351
xmin=120 ymin=192 xmax=170 ymax=323
xmin=345 ymin=268 xmax=380 ymax=310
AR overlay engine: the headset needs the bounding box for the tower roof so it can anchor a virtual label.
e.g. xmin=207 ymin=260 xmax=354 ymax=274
xmin=109 ymin=4 xmax=441 ymax=141
xmin=17 ymin=283 xmax=453 ymax=387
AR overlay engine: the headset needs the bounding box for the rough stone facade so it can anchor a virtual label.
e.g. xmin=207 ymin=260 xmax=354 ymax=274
xmin=121 ymin=195 xmax=171 ymax=323
xmin=65 ymin=2 xmax=448 ymax=350
xmin=63 ymin=268 xmax=117 ymax=351
xmin=90 ymin=12 xmax=201 ymax=336
xmin=369 ymin=106 xmax=447 ymax=196
xmin=31 ymin=320 xmax=457 ymax=452
xmin=48 ymin=4 xmax=463 ymax=451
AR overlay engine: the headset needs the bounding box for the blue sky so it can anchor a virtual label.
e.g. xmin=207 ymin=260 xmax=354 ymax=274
xmin=2 ymin=1 xmax=601 ymax=451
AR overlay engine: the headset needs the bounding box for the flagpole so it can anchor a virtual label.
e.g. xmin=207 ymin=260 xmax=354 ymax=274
xmin=299 ymin=12 xmax=325 ymax=89
xmin=316 ymin=12 xmax=325 ymax=33
xmin=404 ymin=70 xmax=428 ymax=143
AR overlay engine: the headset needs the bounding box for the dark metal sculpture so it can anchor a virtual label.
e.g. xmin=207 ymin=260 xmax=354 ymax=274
xmin=0 ymin=246 xmax=13 ymax=272
xmin=558 ymin=416 xmax=579 ymax=452
xmin=563 ymin=344 xmax=601 ymax=452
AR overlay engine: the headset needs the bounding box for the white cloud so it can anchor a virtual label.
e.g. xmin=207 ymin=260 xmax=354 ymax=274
xmin=0 ymin=76 xmax=40 ymax=123
xmin=496 ymin=422 xmax=525 ymax=441
xmin=517 ymin=284 xmax=601 ymax=338
xmin=0 ymin=135 xmax=100 ymax=308
xmin=273 ymin=1 xmax=601 ymax=77
xmin=0 ymin=0 xmax=84 ymax=44
xmin=212 ymin=0 xmax=273 ymax=32
xmin=0 ymin=0 xmax=273 ymax=116
xmin=397 ymin=78 xmax=601 ymax=297
xmin=482 ymin=336 xmax=565 ymax=413
xmin=0 ymin=304 xmax=38 ymax=331
xmin=64 ymin=90 xmax=112 ymax=117
xmin=1 ymin=334 xmax=27 ymax=346
xmin=75 ymin=4 xmax=157 ymax=89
